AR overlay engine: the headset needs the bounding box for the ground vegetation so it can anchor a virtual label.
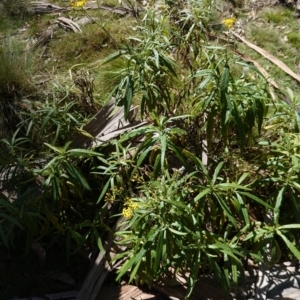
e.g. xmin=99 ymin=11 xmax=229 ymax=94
xmin=1 ymin=0 xmax=300 ymax=298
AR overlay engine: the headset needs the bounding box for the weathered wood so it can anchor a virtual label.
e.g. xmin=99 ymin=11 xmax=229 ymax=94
xmin=71 ymin=99 xmax=146 ymax=149
xmin=12 ymin=290 xmax=78 ymax=300
xmin=84 ymin=3 xmax=143 ymax=16
xmin=153 ymin=274 xmax=233 ymax=300
xmin=97 ymin=285 xmax=158 ymax=300
xmin=33 ymin=26 xmax=53 ymax=48
xmin=76 ymin=217 xmax=126 ymax=300
xmin=57 ymin=17 xmax=82 ymax=33
xmin=27 ymin=2 xmax=69 ymax=14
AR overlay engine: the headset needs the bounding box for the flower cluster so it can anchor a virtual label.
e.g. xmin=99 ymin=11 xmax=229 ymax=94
xmin=70 ymin=0 xmax=87 ymax=8
xmin=104 ymin=187 xmax=125 ymax=203
xmin=222 ymin=17 xmax=237 ymax=30
xmin=122 ymin=198 xmax=138 ymax=218
xmin=104 ymin=192 xmax=115 ymax=203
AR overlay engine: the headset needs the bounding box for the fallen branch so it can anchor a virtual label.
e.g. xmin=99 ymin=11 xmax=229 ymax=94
xmin=27 ymin=2 xmax=69 ymax=14
xmin=231 ymin=31 xmax=300 ymax=84
xmin=57 ymin=17 xmax=82 ymax=33
xmin=72 ymin=99 xmax=146 ymax=149
xmin=235 ymin=50 xmax=279 ymax=89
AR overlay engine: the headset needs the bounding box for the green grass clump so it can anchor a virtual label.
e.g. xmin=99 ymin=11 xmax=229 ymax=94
xmin=287 ymin=31 xmax=300 ymax=48
xmin=0 ymin=38 xmax=37 ymax=136
xmin=0 ymin=38 xmax=35 ymax=98
xmin=0 ymin=0 xmax=28 ymax=17
xmin=261 ymin=7 xmax=294 ymax=24
xmin=248 ymin=25 xmax=280 ymax=47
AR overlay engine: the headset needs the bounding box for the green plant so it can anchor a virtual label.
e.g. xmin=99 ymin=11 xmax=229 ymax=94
xmin=261 ymin=7 xmax=294 ymax=25
xmin=0 ymin=131 xmax=42 ymax=249
xmin=250 ymin=120 xmax=300 ymax=262
xmin=0 ymin=0 xmax=28 ymax=17
xmin=19 ymin=88 xmax=89 ymax=149
xmin=287 ymin=31 xmax=300 ymax=48
xmin=114 ymin=161 xmax=270 ymax=297
xmin=3 ymin=0 xmax=300 ymax=298
xmin=122 ymin=113 xmax=192 ymax=179
xmin=0 ymin=38 xmax=36 ymax=136
xmin=189 ymin=55 xmax=269 ymax=147
xmin=264 ymin=88 xmax=300 ymax=133
xmin=218 ymin=86 xmax=300 ymax=265
xmin=102 ymin=11 xmax=179 ymax=119
xmin=0 ymin=131 xmax=114 ymax=253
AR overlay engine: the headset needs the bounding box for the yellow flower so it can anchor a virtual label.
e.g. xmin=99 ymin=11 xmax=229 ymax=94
xmin=222 ymin=17 xmax=237 ymax=30
xmin=131 ymin=203 xmax=138 ymax=210
xmin=122 ymin=198 xmax=139 ymax=218
xmin=70 ymin=0 xmax=87 ymax=8
xmin=122 ymin=207 xmax=133 ymax=218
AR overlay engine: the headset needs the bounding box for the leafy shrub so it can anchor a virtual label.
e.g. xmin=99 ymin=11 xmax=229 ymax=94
xmin=1 ymin=1 xmax=300 ymax=298
xmin=114 ymin=163 xmax=269 ymax=296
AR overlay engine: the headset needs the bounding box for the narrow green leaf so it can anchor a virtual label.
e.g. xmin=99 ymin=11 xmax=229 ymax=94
xmin=97 ymin=179 xmax=111 ymax=203
xmin=257 ymin=99 xmax=265 ymax=134
xmin=0 ymin=213 xmax=23 ymax=229
xmin=153 ymin=153 xmax=162 ymax=179
xmin=239 ymin=192 xmax=272 ymax=209
xmin=295 ymin=110 xmax=300 ymax=133
xmin=206 ymin=106 xmax=216 ymax=152
xmin=101 ymin=50 xmax=126 ymax=65
xmin=68 ymin=149 xmax=101 ymax=157
xmin=64 ymin=161 xmax=91 ymax=191
xmin=117 ymin=230 xmax=159 ymax=281
xmin=160 ymin=54 xmax=177 ymax=77
xmin=26 ymin=119 xmax=34 ymax=136
xmin=210 ymin=258 xmax=229 ymax=294
xmin=214 ymin=194 xmax=237 ymax=228
xmin=235 ymin=193 xmax=250 ymax=225
xmin=44 ymin=143 xmax=64 ymax=154
xmin=194 ymin=188 xmax=211 ymax=202
xmin=233 ymin=102 xmax=245 ymax=146
xmin=186 ymin=250 xmax=200 ymax=298
xmin=129 ymin=259 xmax=142 ymax=283
xmin=276 ymin=230 xmax=300 ymax=260
xmin=94 ymin=229 xmax=105 ymax=253
xmin=154 ymin=231 xmax=163 ymax=273
xmin=212 ymin=162 xmax=224 ymax=184
xmin=131 ymin=143 xmax=153 ymax=177
xmin=231 ymin=262 xmax=238 ymax=286
xmin=123 ymin=75 xmax=134 ymax=120
xmin=162 ymin=198 xmax=188 ymax=210
xmin=153 ymin=49 xmax=159 ymax=68
xmin=220 ymin=64 xmax=230 ymax=100
xmin=52 ymin=176 xmax=60 ymax=202
xmin=274 ymin=186 xmax=286 ymax=225
xmin=168 ymin=227 xmax=187 ymax=236
xmin=70 ymin=229 xmax=83 ymax=245
xmin=237 ymin=173 xmax=249 ymax=185
xmin=277 ymin=224 xmax=300 ymax=230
